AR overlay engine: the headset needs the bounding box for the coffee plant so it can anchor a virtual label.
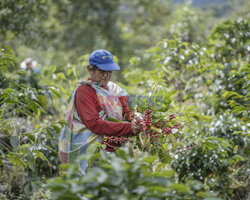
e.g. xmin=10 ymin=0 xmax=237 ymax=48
xmin=0 ymin=47 xmax=64 ymax=199
xmin=122 ymin=18 xmax=249 ymax=199
xmin=47 ymin=146 xmax=220 ymax=200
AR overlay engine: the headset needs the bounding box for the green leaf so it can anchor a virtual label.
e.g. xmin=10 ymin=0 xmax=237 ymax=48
xmin=27 ymin=100 xmax=39 ymax=113
xmin=158 ymin=146 xmax=171 ymax=164
xmin=233 ymin=145 xmax=238 ymax=154
xmin=46 ymin=127 xmax=56 ymax=138
xmin=149 ymin=186 xmax=168 ymax=193
xmin=151 ymin=170 xmax=175 ymax=177
xmin=52 ymin=125 xmax=61 ymax=135
xmin=170 ymin=134 xmax=177 ymax=151
xmin=87 ymin=142 xmax=102 ymax=154
xmin=143 ymin=155 xmax=157 ymax=163
xmin=8 ymin=153 xmax=26 ymax=168
xmin=57 ymin=120 xmax=69 ymax=127
xmin=48 ymin=87 xmax=61 ymax=97
xmin=196 ymin=191 xmax=208 ymax=197
xmin=37 ymin=95 xmax=47 ymax=109
xmin=170 ymin=183 xmax=191 ymax=194
xmin=232 ymin=131 xmax=242 ymax=135
xmin=10 ymin=136 xmax=20 ymax=148
xmin=33 ymin=150 xmax=49 ymax=163
xmin=86 ymin=143 xmax=102 ymax=167
xmin=24 ymin=184 xmax=29 ymax=198
xmin=24 ymin=134 xmax=35 ymax=143
xmin=59 ymin=86 xmax=67 ymax=95
xmin=3 ymin=45 xmax=16 ymax=55
xmin=17 ymin=71 xmax=29 ymax=76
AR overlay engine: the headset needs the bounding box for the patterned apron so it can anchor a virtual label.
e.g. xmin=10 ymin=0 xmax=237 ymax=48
xmin=59 ymin=80 xmax=129 ymax=172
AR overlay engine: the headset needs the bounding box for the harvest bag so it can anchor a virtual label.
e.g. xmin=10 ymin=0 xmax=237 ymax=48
xmin=59 ymin=80 xmax=128 ymax=171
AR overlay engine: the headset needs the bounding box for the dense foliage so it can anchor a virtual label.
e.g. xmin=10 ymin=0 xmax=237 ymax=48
xmin=0 ymin=1 xmax=249 ymax=200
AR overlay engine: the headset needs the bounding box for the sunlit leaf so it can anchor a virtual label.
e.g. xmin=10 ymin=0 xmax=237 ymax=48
xmin=10 ymin=136 xmax=20 ymax=148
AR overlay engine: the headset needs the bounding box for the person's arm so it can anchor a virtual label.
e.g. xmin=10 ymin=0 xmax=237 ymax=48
xmin=75 ymin=85 xmax=133 ymax=136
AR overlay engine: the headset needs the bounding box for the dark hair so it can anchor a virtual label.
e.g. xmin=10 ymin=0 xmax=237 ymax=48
xmin=90 ymin=65 xmax=99 ymax=71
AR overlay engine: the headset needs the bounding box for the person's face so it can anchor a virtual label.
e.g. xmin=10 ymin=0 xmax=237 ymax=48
xmin=87 ymin=65 xmax=112 ymax=87
xmin=26 ymin=62 xmax=33 ymax=69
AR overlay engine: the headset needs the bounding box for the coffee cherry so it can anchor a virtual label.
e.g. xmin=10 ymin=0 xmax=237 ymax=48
xmin=169 ymin=114 xmax=175 ymax=120
xmin=163 ymin=127 xmax=172 ymax=134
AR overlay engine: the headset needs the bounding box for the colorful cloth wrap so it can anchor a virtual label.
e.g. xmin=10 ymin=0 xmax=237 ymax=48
xmin=59 ymin=80 xmax=129 ymax=172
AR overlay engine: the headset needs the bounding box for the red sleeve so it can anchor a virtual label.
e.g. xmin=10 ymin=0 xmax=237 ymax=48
xmin=118 ymin=96 xmax=132 ymax=122
xmin=75 ymin=85 xmax=133 ymax=136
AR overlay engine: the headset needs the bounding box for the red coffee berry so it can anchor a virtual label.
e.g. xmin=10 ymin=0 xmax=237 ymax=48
xmin=169 ymin=114 xmax=175 ymax=120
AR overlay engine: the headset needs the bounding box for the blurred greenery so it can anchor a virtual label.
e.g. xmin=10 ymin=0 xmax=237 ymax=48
xmin=0 ymin=0 xmax=249 ymax=199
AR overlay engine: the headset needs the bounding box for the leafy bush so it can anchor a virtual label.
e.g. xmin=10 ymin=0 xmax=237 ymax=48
xmin=122 ymin=18 xmax=250 ymax=199
xmin=0 ymin=47 xmax=63 ymax=198
xmin=48 ymin=145 xmax=220 ymax=200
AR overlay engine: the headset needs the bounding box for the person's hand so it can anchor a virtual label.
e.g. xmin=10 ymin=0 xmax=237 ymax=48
xmin=131 ymin=122 xmax=141 ymax=134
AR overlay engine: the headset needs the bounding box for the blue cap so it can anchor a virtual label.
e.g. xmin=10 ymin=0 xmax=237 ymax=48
xmin=89 ymin=49 xmax=120 ymax=71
